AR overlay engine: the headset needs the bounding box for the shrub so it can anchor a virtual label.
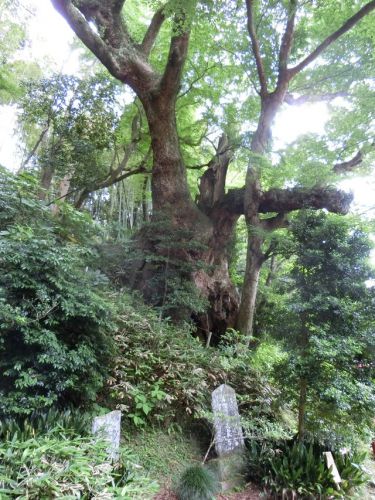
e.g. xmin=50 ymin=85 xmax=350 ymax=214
xmin=176 ymin=464 xmax=219 ymax=500
xmin=0 ymin=168 xmax=116 ymax=416
xmin=247 ymin=438 xmax=367 ymax=499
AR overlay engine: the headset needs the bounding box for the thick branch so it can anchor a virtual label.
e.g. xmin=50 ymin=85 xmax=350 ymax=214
xmin=245 ymin=0 xmax=268 ymax=95
xmin=51 ymin=0 xmax=122 ymax=78
xmin=278 ymin=0 xmax=297 ymax=78
xmin=289 ymin=0 xmax=375 ymax=78
xmin=160 ymin=27 xmax=190 ymax=98
xmin=221 ymin=186 xmax=353 ymax=215
xmin=140 ymin=6 xmax=167 ymax=57
xmin=334 ymin=150 xmax=363 ymax=173
xmin=260 ymin=186 xmax=353 ymax=214
xmin=51 ymin=0 xmax=158 ymax=93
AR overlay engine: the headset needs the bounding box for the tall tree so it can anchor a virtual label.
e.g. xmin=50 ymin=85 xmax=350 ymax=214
xmin=236 ymin=0 xmax=375 ymax=337
xmin=279 ymin=212 xmax=375 ymax=442
xmin=49 ymin=0 xmax=375 ymax=337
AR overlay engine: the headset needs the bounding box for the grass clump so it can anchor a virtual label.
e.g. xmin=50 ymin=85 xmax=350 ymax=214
xmin=123 ymin=428 xmax=202 ymax=482
xmin=176 ymin=464 xmax=219 ymax=500
xmin=0 ymin=410 xmax=158 ymax=499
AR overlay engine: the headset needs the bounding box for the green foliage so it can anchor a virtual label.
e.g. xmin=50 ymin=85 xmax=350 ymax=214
xmin=109 ymin=294 xmax=221 ymax=425
xmin=0 ymin=1 xmax=40 ymax=103
xmin=0 ymin=414 xmax=158 ymax=499
xmin=334 ymin=452 xmax=369 ymax=493
xmin=0 ymin=169 xmax=116 ymax=416
xmin=0 ymin=408 xmax=91 ymax=441
xmin=176 ymin=464 xmax=219 ymax=500
xmin=218 ymin=329 xmax=292 ymax=441
xmin=19 ymin=73 xmax=120 ymax=195
xmin=247 ymin=439 xmax=367 ymax=499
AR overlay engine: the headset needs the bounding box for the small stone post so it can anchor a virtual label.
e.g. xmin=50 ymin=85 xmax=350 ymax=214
xmin=211 ymin=384 xmax=246 ymax=491
xmin=92 ymin=410 xmax=122 ymax=461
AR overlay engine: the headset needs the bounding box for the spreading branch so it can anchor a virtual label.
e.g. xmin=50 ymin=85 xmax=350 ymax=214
xmin=140 ymin=6 xmax=167 ymax=57
xmin=334 ymin=150 xmax=363 ymax=173
xmin=160 ymin=22 xmax=191 ymax=98
xmin=75 ymin=164 xmax=148 ymax=209
xmin=221 ymin=185 xmax=353 ymax=216
xmin=245 ymin=0 xmax=268 ymax=95
xmin=278 ymin=0 xmax=297 ymax=79
xmin=51 ymin=0 xmax=123 ymax=79
xmin=259 ymin=186 xmax=353 ymax=214
xmin=178 ymin=62 xmax=217 ymax=100
xmin=51 ymin=0 xmax=160 ymax=93
xmin=288 ymin=0 xmax=375 ymax=78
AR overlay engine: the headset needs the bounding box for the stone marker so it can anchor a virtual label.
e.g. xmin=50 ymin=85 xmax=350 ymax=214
xmin=211 ymin=384 xmax=245 ymax=491
xmin=212 ymin=384 xmax=245 ymax=455
xmin=92 ymin=410 xmax=121 ymax=461
xmin=323 ymin=451 xmax=342 ymax=488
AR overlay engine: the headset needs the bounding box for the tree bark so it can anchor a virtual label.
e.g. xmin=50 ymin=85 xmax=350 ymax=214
xmin=51 ymin=174 xmax=71 ymax=215
xmin=38 ymin=164 xmax=55 ymax=201
xmin=236 ymin=225 xmax=264 ymax=340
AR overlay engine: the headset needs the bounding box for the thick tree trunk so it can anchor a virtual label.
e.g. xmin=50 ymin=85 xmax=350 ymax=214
xmin=131 ymin=99 xmax=238 ymax=331
xmin=142 ymin=95 xmax=203 ymax=222
xmin=193 ymin=204 xmax=240 ymax=343
xmin=38 ymin=164 xmax=55 ymax=201
xmin=238 ymin=92 xmax=286 ymax=337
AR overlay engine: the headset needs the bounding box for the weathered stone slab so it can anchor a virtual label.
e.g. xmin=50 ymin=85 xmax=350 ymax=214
xmin=211 ymin=384 xmax=245 ymax=491
xmin=92 ymin=410 xmax=121 ymax=461
xmin=212 ymin=384 xmax=245 ymax=456
xmin=323 ymin=451 xmax=342 ymax=488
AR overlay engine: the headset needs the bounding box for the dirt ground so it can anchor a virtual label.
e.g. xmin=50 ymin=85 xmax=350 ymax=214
xmin=153 ymin=482 xmax=262 ymax=499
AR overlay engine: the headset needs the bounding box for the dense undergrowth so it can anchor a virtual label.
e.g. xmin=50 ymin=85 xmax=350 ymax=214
xmin=108 ymin=295 xmax=282 ymax=435
xmin=0 ymin=409 xmax=158 ymax=499
xmin=0 ymin=168 xmax=116 ymax=416
xmin=1 ymin=168 xmax=373 ymax=499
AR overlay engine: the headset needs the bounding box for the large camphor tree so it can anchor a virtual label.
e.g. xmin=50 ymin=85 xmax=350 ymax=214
xmin=50 ymin=0 xmax=375 ymax=339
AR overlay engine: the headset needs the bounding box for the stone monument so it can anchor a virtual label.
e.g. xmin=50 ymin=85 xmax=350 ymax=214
xmin=211 ymin=384 xmax=245 ymax=491
xmin=323 ymin=451 xmax=342 ymax=488
xmin=92 ymin=410 xmax=121 ymax=461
